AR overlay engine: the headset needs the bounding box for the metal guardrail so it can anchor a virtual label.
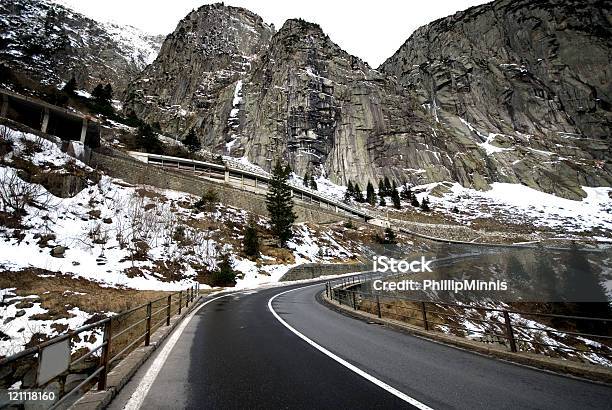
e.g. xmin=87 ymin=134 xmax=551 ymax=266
xmin=0 ymin=284 xmax=201 ymax=409
xmin=127 ymin=151 xmax=378 ymax=221
xmin=325 ymin=276 xmax=612 ymax=361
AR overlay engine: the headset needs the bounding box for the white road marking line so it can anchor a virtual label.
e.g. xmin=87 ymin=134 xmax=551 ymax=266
xmin=123 ymin=294 xmax=232 ymax=410
xmin=268 ymin=284 xmax=434 ymax=410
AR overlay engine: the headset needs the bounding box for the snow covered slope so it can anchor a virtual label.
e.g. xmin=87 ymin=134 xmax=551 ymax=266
xmin=0 ymin=0 xmax=164 ymax=95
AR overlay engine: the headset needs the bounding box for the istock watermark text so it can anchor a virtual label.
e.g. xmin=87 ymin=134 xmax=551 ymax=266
xmin=373 ymin=255 xmax=433 ymax=273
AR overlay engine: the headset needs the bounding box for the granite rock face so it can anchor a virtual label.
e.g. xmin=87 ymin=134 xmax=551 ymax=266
xmin=0 ymin=0 xmax=163 ymax=95
xmin=124 ymin=3 xmax=274 ymax=139
xmin=380 ymin=0 xmax=611 ymax=198
xmin=124 ymin=1 xmax=611 ymax=199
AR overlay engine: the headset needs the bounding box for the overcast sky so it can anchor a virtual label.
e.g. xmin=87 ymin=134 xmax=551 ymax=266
xmin=55 ymin=0 xmax=490 ymax=67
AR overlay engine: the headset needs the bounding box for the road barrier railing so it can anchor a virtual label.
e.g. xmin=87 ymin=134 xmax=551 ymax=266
xmin=128 ymin=151 xmax=378 ymax=221
xmin=325 ymin=279 xmax=612 ymax=362
xmin=0 ymin=284 xmax=201 ymax=409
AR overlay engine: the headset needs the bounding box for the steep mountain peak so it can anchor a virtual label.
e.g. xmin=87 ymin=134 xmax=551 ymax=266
xmin=124 ymin=1 xmax=274 ymax=136
xmin=0 ymin=0 xmax=163 ymax=95
xmin=280 ymin=18 xmax=325 ymax=33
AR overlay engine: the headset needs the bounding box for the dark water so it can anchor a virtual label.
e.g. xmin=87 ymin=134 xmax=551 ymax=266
xmin=361 ymin=242 xmax=612 ymax=304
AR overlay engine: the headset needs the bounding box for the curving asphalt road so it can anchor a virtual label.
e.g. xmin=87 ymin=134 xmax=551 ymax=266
xmin=109 ymin=281 xmax=612 ymax=410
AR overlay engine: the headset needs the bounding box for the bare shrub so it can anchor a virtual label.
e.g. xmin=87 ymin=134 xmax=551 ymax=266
xmin=0 ymin=126 xmax=15 ymax=156
xmin=20 ymin=135 xmax=45 ymax=156
xmin=0 ymin=172 xmax=51 ymax=216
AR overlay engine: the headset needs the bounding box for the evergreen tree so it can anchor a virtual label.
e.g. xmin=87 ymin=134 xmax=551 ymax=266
xmin=410 ymin=193 xmax=420 ymax=208
xmin=266 ymin=161 xmax=296 ymax=247
xmin=400 ymin=184 xmax=411 ymax=200
xmin=243 ymin=217 xmax=260 ymax=258
xmin=379 ymin=196 xmax=386 ymax=206
xmin=420 ymin=196 xmax=431 ymax=211
xmin=366 ymin=181 xmax=376 ymax=205
xmin=103 ymin=83 xmax=113 ymax=101
xmin=353 ymin=182 xmax=364 ymax=202
xmin=303 ymin=171 xmax=310 ymax=186
xmin=91 ymin=84 xmax=105 ymax=102
xmin=211 ymin=251 xmax=236 ymax=286
xmin=383 ymin=176 xmax=392 ymax=196
xmin=345 ymin=180 xmax=354 ymax=201
xmin=378 ymin=178 xmax=385 ymax=199
xmin=309 ymin=175 xmax=318 ymax=191
xmin=92 ymin=83 xmax=113 ymax=107
xmin=183 ymin=128 xmax=201 ymax=154
xmin=391 ymin=186 xmax=401 ymax=209
xmin=62 ymin=76 xmax=77 ymax=95
xmin=384 ymin=227 xmax=397 ymax=244
xmin=138 ymin=123 xmax=162 ymax=154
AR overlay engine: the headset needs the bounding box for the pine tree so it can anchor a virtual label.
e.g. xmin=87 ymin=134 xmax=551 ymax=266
xmin=384 ymin=227 xmax=397 ymax=244
xmin=379 ymin=196 xmax=386 ymax=206
xmin=91 ymin=84 xmax=105 ymax=102
xmin=383 ymin=176 xmax=392 ymax=196
xmin=92 ymin=83 xmax=112 ymax=105
xmin=303 ymin=171 xmax=310 ymax=186
xmin=391 ymin=186 xmax=401 ymax=209
xmin=366 ymin=181 xmax=376 ymax=205
xmin=243 ymin=217 xmax=260 ymax=258
xmin=354 ymin=183 xmax=364 ymax=202
xmin=138 ymin=123 xmax=162 ymax=154
xmin=410 ymin=193 xmax=420 ymax=207
xmin=266 ymin=161 xmax=296 ymax=247
xmin=420 ymin=196 xmax=431 ymax=211
xmin=378 ymin=178 xmax=385 ymax=199
xmin=309 ymin=175 xmax=318 ymax=191
xmin=211 ymin=251 xmax=236 ymax=286
xmin=400 ymin=184 xmax=411 ymax=200
xmin=62 ymin=76 xmax=77 ymax=95
xmin=183 ymin=128 xmax=201 ymax=154
xmin=345 ymin=180 xmax=354 ymax=201
xmin=103 ymin=83 xmax=113 ymax=102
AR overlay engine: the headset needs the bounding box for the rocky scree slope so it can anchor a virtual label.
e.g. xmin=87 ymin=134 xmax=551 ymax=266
xmin=0 ymin=0 xmax=163 ymax=95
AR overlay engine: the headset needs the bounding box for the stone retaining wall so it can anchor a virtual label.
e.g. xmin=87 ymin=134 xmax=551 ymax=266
xmin=90 ymin=149 xmax=351 ymax=224
xmin=280 ymin=262 xmax=370 ymax=281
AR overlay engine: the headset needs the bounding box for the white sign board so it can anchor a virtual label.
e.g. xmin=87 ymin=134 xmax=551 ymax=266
xmin=37 ymin=339 xmax=70 ymax=385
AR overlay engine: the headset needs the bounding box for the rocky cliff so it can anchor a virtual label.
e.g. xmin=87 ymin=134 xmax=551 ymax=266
xmin=125 ymin=1 xmax=610 ymax=199
xmin=380 ymin=0 xmax=611 ymax=198
xmin=124 ymin=3 xmax=274 ymax=137
xmin=0 ymin=0 xmax=163 ymax=95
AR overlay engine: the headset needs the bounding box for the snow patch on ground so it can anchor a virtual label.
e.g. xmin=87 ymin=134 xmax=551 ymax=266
xmin=420 ymin=181 xmax=612 ymax=235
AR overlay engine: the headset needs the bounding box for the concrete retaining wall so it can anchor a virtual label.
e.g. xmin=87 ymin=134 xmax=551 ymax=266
xmin=280 ymin=262 xmax=370 ymax=281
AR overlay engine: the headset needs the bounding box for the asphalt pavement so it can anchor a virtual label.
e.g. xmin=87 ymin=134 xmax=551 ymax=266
xmin=108 ymin=282 xmax=612 ymax=409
